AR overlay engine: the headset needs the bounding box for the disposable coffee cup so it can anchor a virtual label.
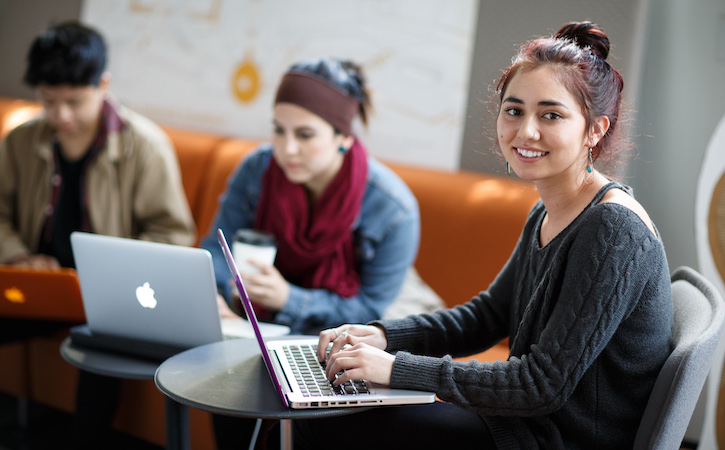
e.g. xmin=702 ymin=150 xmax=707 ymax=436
xmin=232 ymin=229 xmax=277 ymax=275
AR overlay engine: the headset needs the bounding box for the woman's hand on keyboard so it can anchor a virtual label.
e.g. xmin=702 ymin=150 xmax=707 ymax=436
xmin=324 ymin=342 xmax=395 ymax=386
xmin=317 ymin=324 xmax=387 ymax=363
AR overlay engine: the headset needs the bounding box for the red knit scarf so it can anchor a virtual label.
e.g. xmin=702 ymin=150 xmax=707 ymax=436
xmin=254 ymin=140 xmax=368 ymax=297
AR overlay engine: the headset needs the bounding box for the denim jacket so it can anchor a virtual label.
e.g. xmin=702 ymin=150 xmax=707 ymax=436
xmin=201 ymin=145 xmax=420 ymax=335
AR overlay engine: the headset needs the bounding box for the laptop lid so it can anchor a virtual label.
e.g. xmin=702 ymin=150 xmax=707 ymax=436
xmin=70 ymin=232 xmax=224 ymax=351
xmin=216 ymin=228 xmax=435 ymax=410
xmin=0 ymin=266 xmax=84 ymax=322
xmin=217 ymin=228 xmax=290 ymax=408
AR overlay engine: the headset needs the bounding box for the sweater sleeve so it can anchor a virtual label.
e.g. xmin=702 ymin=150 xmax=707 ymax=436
xmin=373 ymin=202 xmax=538 ymax=357
xmin=380 ymin=204 xmax=671 ymax=416
xmin=375 ymin=244 xmax=519 ymax=358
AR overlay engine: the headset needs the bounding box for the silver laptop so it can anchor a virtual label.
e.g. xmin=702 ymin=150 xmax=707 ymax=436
xmin=69 ymin=232 xmax=288 ymax=360
xmin=217 ymin=228 xmax=435 ymax=409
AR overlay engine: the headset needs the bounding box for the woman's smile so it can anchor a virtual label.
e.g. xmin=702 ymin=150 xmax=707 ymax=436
xmin=515 ymin=147 xmax=549 ymax=159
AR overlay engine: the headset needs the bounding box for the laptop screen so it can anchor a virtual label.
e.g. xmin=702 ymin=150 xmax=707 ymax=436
xmin=217 ymin=228 xmax=290 ymax=408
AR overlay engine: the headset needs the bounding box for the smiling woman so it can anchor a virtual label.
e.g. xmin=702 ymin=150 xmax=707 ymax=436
xmin=294 ymin=22 xmax=673 ymax=450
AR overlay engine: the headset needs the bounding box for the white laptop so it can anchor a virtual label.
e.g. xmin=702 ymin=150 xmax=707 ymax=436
xmin=217 ymin=228 xmax=435 ymax=409
xmin=69 ymin=231 xmax=288 ymax=361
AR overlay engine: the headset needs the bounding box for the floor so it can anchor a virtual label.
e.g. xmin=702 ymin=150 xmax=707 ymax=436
xmin=0 ymin=391 xmax=702 ymax=450
xmin=0 ymin=393 xmax=162 ymax=450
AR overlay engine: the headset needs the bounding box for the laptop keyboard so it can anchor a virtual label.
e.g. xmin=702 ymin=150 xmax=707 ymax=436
xmin=283 ymin=344 xmax=371 ymax=397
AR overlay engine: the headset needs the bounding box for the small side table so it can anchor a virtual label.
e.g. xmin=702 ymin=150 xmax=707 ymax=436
xmin=154 ymin=337 xmax=371 ymax=449
xmin=60 ymin=337 xmax=189 ymax=450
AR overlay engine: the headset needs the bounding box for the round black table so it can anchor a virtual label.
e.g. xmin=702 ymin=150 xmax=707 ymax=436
xmin=60 ymin=337 xmax=189 ymax=450
xmin=154 ymin=336 xmax=371 ymax=449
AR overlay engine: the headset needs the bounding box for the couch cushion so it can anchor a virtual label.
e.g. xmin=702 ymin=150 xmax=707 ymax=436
xmin=387 ymin=163 xmax=539 ymax=308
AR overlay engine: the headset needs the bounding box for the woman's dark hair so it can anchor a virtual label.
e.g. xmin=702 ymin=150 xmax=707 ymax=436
xmin=495 ymin=21 xmax=626 ymax=163
xmin=23 ymin=21 xmax=107 ymax=87
xmin=288 ymin=58 xmax=372 ymax=127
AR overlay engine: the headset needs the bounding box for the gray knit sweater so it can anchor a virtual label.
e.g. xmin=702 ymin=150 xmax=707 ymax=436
xmin=375 ymin=182 xmax=673 ymax=449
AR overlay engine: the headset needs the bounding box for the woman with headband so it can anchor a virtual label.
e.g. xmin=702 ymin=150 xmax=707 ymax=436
xmin=203 ymin=57 xmax=421 ymax=334
xmin=201 ymin=57 xmax=422 ymax=448
xmin=300 ymin=22 xmax=673 ymax=449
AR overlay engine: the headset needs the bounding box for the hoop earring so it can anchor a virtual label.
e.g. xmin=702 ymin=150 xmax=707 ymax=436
xmin=506 ymin=161 xmax=511 ymax=176
xmin=584 ymin=148 xmax=594 ymax=185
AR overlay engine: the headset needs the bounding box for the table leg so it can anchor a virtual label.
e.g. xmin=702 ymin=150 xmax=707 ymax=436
xmin=280 ymin=419 xmax=293 ymax=450
xmin=17 ymin=397 xmax=28 ymax=428
xmin=164 ymin=397 xmax=189 ymax=450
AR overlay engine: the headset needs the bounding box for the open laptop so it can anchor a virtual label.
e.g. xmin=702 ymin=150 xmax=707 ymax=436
xmin=69 ymin=232 xmax=288 ymax=361
xmin=0 ymin=266 xmax=85 ymax=322
xmin=217 ymin=228 xmax=435 ymax=409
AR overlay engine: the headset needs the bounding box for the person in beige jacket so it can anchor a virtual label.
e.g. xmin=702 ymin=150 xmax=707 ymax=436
xmin=0 ymin=104 xmax=195 ymax=264
xmin=0 ymin=39 xmax=194 ymax=268
xmin=0 ymin=21 xmax=195 ymax=448
xmin=0 ymin=102 xmax=194 ymax=265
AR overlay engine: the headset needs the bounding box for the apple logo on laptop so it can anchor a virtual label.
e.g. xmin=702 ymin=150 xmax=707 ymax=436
xmin=135 ymin=282 xmax=158 ymax=309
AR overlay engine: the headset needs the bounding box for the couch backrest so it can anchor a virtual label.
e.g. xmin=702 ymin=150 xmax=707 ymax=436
xmin=388 ymin=163 xmax=539 ymax=307
xmin=163 ymin=126 xmax=226 ymax=220
xmin=189 ymin=138 xmax=261 ymax=243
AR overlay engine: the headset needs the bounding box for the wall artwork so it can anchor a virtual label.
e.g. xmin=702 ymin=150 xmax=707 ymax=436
xmin=81 ymin=0 xmax=478 ymax=170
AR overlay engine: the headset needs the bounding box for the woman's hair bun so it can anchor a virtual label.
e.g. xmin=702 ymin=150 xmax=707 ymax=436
xmin=555 ymin=21 xmax=610 ymax=60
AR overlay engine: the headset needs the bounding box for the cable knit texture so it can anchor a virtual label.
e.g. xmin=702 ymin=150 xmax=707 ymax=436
xmin=374 ymin=182 xmax=673 ymax=449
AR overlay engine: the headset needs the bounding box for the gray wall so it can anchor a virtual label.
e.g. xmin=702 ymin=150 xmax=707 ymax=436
xmin=628 ymin=0 xmax=725 ymax=274
xmin=0 ymin=0 xmax=83 ymax=99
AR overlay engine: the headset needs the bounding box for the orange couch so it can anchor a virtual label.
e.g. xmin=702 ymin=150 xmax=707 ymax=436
xmin=0 ymin=97 xmax=539 ymax=448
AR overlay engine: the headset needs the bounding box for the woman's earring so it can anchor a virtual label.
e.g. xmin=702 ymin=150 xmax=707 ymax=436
xmin=587 ymin=148 xmax=593 ymax=174
xmin=339 ymin=146 xmax=346 ymax=153
xmin=584 ymin=148 xmax=594 ymax=185
xmin=506 ymin=161 xmax=511 ymax=176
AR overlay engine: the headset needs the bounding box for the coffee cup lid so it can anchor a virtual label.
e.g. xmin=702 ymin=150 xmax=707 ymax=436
xmin=234 ymin=229 xmax=276 ymax=246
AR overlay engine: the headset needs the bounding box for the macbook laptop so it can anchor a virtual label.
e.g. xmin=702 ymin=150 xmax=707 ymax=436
xmin=217 ymin=228 xmax=435 ymax=409
xmin=69 ymin=232 xmax=288 ymax=361
xmin=0 ymin=266 xmax=85 ymax=322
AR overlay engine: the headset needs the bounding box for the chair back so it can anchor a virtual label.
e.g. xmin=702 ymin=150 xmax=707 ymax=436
xmin=634 ymin=266 xmax=725 ymax=449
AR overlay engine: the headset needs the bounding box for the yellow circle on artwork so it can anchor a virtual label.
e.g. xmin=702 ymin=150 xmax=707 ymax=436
xmin=232 ymin=60 xmax=260 ymax=103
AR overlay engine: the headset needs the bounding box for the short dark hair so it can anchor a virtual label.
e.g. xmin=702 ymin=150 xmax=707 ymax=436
xmin=23 ymin=21 xmax=107 ymax=87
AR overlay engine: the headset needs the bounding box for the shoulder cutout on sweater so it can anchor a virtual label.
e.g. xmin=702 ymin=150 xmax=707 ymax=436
xmin=598 ymin=188 xmax=656 ymax=237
